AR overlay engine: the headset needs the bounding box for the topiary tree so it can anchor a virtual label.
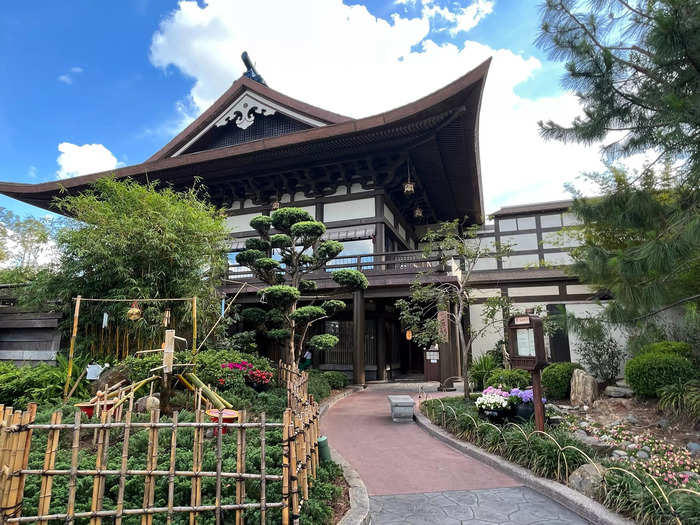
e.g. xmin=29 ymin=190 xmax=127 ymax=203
xmin=236 ymin=207 xmax=368 ymax=364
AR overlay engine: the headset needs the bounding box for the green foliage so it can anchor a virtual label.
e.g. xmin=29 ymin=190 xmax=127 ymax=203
xmin=252 ymin=257 xmax=280 ymax=271
xmin=320 ymin=300 xmax=345 ymax=315
xmin=269 ymin=233 xmax=292 ymax=248
xmin=265 ymin=309 xmax=285 ymax=328
xmin=307 ymin=370 xmax=331 ymax=400
xmin=470 ymin=354 xmax=498 ymax=391
xmin=259 ymin=285 xmax=300 ymax=309
xmin=270 ymin=208 xmax=313 ymax=232
xmin=658 ymin=380 xmax=700 ymax=424
xmin=640 ymin=341 xmax=693 ymax=360
xmin=244 ymin=238 xmax=270 ymax=252
xmin=322 ymin=371 xmax=349 ymax=390
xmin=330 ymin=269 xmax=368 ymax=290
xmin=308 ymin=334 xmax=339 ymax=353
xmin=316 ymin=240 xmax=343 ymax=260
xmin=266 ymin=328 xmax=291 ymax=341
xmin=236 ymin=249 xmax=266 ymax=266
xmin=298 ymin=279 xmax=317 ymax=293
xmin=0 ymin=207 xmax=58 ymax=267
xmin=541 ymin=362 xmax=583 ymax=400
xmin=249 ymin=215 xmax=272 ymax=233
xmin=576 ymin=337 xmax=623 ymax=382
xmin=290 ymin=221 xmax=326 ymax=243
xmin=625 ymin=352 xmax=697 ymax=397
xmin=20 ymin=178 xmax=228 ymax=347
xmin=484 ymin=368 xmax=530 ymax=390
xmin=240 ymin=307 xmax=266 ymax=328
xmin=291 ymin=306 xmax=326 ymax=324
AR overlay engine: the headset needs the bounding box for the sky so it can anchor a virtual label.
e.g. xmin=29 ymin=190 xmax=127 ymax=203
xmin=0 ymin=0 xmax=614 ymax=219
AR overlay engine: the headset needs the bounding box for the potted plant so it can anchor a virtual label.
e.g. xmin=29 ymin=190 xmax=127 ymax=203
xmin=508 ymin=387 xmax=546 ymax=423
xmin=475 ymin=386 xmax=512 ymax=424
xmin=245 ymin=368 xmax=273 ymax=392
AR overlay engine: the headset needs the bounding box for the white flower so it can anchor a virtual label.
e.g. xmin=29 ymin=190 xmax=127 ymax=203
xmin=475 ymin=393 xmax=509 ymax=410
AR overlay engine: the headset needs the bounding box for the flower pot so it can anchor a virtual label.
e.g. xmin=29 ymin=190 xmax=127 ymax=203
xmin=478 ymin=408 xmax=509 ymax=424
xmin=514 ymin=403 xmax=534 ymax=423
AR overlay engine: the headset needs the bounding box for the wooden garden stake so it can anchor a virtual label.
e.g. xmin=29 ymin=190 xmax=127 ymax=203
xmin=215 ymin=409 xmax=223 ymax=525
xmin=66 ymin=410 xmax=82 ymax=523
xmin=38 ymin=411 xmax=62 ymax=524
xmin=90 ymin=410 xmax=108 ymax=525
xmin=63 ymin=295 xmax=82 ymax=399
xmin=281 ymin=409 xmax=291 ymax=525
xmin=141 ymin=407 xmax=160 ymax=525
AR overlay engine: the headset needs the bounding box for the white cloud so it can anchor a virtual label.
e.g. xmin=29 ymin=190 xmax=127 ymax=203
xmin=27 ymin=166 xmax=38 ymax=179
xmin=57 ymin=66 xmax=84 ymax=85
xmin=58 ymin=74 xmax=72 ymax=85
xmin=71 ymin=66 xmax=84 ymax=73
xmin=149 ymin=0 xmax=609 ymax=213
xmin=56 ymin=142 xmax=118 ymax=180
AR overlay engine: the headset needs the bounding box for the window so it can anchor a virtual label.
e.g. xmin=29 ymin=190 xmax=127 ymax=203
xmin=324 ymin=198 xmax=375 ymax=222
xmin=562 ymin=212 xmax=581 ymax=226
xmin=473 ymin=257 xmax=497 ymax=271
xmin=499 ymin=218 xmax=517 ymax=232
xmin=383 ymin=204 xmax=395 ymax=226
xmin=327 ymin=238 xmax=374 ymax=270
xmin=517 ymin=216 xmax=536 ymax=230
xmin=500 ymin=233 xmax=538 ymax=251
xmin=542 ymin=230 xmax=581 ymax=248
xmin=502 ymin=253 xmax=540 ymax=269
xmin=544 ymin=252 xmax=573 ymax=265
xmin=540 ymin=214 xmax=562 ymax=228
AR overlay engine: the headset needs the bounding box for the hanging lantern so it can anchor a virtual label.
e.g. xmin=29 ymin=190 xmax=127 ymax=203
xmin=403 ymin=162 xmax=415 ymax=195
xmin=127 ymin=301 xmax=142 ymax=321
xmin=405 ymin=329 xmax=413 ymax=341
xmin=271 ymin=200 xmax=280 ymax=210
xmin=414 ymin=207 xmax=423 ymax=218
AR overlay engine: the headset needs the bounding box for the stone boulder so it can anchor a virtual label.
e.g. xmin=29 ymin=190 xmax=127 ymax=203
xmin=568 ymin=463 xmax=607 ymax=499
xmin=135 ymin=394 xmax=160 ymax=413
xmin=604 ymin=385 xmax=633 ymax=398
xmin=570 ymin=369 xmax=598 ymax=407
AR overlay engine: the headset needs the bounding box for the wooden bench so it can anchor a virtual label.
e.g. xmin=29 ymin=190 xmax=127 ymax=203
xmin=387 ymin=395 xmax=415 ymax=423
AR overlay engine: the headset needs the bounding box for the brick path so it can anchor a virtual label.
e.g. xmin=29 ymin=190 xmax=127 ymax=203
xmin=321 ymin=389 xmax=588 ymax=524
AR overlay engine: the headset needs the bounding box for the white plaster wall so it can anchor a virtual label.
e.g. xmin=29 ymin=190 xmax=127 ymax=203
xmin=469 ymin=303 xmax=504 ymax=358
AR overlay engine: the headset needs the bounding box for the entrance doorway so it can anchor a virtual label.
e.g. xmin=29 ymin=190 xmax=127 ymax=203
xmin=396 ymin=338 xmax=424 ymax=380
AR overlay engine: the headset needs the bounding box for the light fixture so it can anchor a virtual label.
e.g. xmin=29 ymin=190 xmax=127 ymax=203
xmin=403 ymin=161 xmax=415 ymax=195
xmin=414 ymin=207 xmax=423 ymax=218
xmin=271 ymin=200 xmax=280 ymax=210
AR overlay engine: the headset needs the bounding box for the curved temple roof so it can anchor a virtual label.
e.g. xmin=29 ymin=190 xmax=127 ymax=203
xmin=0 ymin=58 xmax=491 ymax=223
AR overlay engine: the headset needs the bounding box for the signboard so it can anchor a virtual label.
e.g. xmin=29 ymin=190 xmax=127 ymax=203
xmin=438 ymin=310 xmax=449 ymax=340
xmin=515 ymin=328 xmax=536 ymax=357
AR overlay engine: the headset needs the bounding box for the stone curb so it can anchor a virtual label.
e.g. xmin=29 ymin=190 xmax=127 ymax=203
xmin=414 ymin=410 xmax=634 ymax=525
xmin=318 ymin=387 xmax=371 ymax=525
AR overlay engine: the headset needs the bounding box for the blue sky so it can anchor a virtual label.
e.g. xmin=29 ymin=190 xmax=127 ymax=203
xmin=0 ymin=0 xmax=604 ymax=218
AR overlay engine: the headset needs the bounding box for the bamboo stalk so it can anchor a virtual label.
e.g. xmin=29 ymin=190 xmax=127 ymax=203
xmin=191 ymin=297 xmax=197 ymax=355
xmin=141 ymin=408 xmax=160 ymax=525
xmin=259 ymin=411 xmax=266 ymax=525
xmin=1 ymin=410 xmax=23 ymax=515
xmin=288 ymin=411 xmax=298 ymax=523
xmin=235 ymin=410 xmax=247 ymax=525
xmin=89 ymin=410 xmax=108 ymax=525
xmin=38 ymin=411 xmax=62 ymax=524
xmin=184 ymin=374 xmax=232 ymax=409
xmin=65 ymin=410 xmax=81 ymax=523
xmin=166 ymin=411 xmax=178 ymax=525
xmin=215 ymin=410 xmax=223 ymax=525
xmin=114 ymin=409 xmax=132 ymax=525
xmin=189 ymin=405 xmax=202 ymax=525
xmin=63 ymin=296 xmax=82 ymax=399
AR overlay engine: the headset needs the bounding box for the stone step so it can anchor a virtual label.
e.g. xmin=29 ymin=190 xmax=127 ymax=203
xmin=604 ymin=385 xmax=633 ymax=398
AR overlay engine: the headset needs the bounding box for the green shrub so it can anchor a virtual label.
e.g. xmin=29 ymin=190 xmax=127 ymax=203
xmin=640 ymin=341 xmax=693 ymax=360
xmin=308 ymin=370 xmax=331 ymax=401
xmin=322 ymin=371 xmax=349 ymax=390
xmin=541 ymin=362 xmax=583 ymax=400
xmin=576 ymin=337 xmax=623 ymax=382
xmin=658 ymin=379 xmax=700 ymax=423
xmin=625 ymin=352 xmax=697 ymax=397
xmin=330 ymin=269 xmax=368 ymax=290
xmin=484 ymin=368 xmax=530 ymax=390
xmin=308 ymin=334 xmax=339 ymax=353
xmin=470 ymin=354 xmax=499 ymax=391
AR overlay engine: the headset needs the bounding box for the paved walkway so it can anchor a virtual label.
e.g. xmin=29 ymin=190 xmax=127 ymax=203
xmin=322 ymin=389 xmax=588 ymax=524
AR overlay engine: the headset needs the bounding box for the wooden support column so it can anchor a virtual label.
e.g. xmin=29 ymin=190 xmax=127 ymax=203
xmin=374 ymin=194 xmax=385 ymax=256
xmin=437 ymin=304 xmax=460 ymax=388
xmin=352 ymin=290 xmax=366 ymax=385
xmin=375 ymin=302 xmax=387 ymax=381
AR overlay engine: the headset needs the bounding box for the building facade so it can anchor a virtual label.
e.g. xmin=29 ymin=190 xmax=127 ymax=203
xmin=0 ymin=59 xmax=612 ymax=382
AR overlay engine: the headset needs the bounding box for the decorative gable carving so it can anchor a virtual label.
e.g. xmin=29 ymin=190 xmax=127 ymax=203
xmin=174 ymin=89 xmax=328 ymax=157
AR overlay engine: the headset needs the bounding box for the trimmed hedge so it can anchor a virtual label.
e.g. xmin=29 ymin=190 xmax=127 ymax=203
xmin=625 ymin=351 xmax=697 ymax=397
xmin=541 ymin=362 xmax=583 ymax=400
xmin=640 ymin=341 xmax=693 ymax=360
xmin=484 ymin=368 xmax=530 ymax=390
xmin=322 ymin=371 xmax=349 ymax=390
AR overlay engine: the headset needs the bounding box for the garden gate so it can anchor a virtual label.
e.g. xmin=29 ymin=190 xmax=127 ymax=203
xmin=0 ymin=364 xmax=320 ymax=524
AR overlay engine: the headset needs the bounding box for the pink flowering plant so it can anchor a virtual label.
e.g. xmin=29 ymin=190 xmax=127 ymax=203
xmin=218 ymin=360 xmax=273 ymax=388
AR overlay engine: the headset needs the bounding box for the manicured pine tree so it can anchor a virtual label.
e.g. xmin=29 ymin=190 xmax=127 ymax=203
xmin=236 ymin=207 xmax=368 ymax=365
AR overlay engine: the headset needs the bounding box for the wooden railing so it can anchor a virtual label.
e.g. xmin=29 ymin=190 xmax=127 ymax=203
xmin=229 ymin=249 xmax=445 ymax=280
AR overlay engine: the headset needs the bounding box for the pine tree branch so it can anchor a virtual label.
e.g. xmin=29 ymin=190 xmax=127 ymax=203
xmin=629 ymin=294 xmax=700 ymax=322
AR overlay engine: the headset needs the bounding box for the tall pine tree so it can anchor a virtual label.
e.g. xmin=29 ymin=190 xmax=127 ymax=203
xmin=537 ymin=0 xmax=700 ymax=322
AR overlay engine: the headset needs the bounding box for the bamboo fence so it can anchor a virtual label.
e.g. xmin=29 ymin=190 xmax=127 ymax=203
xmin=0 ymin=363 xmax=322 ymax=525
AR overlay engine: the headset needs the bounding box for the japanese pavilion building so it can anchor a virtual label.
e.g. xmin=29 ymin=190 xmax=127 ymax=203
xmin=0 ymin=58 xmax=603 ymax=383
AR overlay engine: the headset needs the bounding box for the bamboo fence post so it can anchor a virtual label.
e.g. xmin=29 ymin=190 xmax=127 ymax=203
xmin=235 ymin=410 xmax=247 ymax=525
xmin=281 ymin=409 xmax=290 ymax=525
xmin=141 ymin=407 xmax=160 ymax=525
xmin=89 ymin=410 xmax=109 ymax=525
xmin=64 ymin=295 xmax=82 ymax=399
xmin=288 ymin=412 xmax=299 ymax=523
xmin=166 ymin=411 xmax=179 ymax=525
xmin=215 ymin=410 xmax=223 ymax=525
xmin=191 ymin=297 xmax=197 ymax=355
xmin=66 ymin=410 xmax=82 ymax=523
xmin=1 ymin=410 xmax=24 ymax=516
xmin=15 ymin=402 xmax=37 ymax=518
xmin=304 ymin=410 xmax=312 ymax=488
xmin=114 ymin=409 xmax=132 ymax=525
xmin=296 ymin=413 xmax=308 ymax=503
xmin=259 ymin=412 xmax=266 ymax=525
xmin=189 ymin=406 xmax=202 ymax=525
xmin=37 ymin=411 xmax=61 ymax=524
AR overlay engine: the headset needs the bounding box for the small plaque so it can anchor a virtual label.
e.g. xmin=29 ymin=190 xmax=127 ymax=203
xmin=514 ymin=316 xmax=530 ymax=325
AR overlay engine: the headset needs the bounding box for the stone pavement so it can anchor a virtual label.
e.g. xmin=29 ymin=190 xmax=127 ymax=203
xmin=369 ymin=486 xmax=588 ymax=524
xmin=322 ymin=388 xmax=589 ymax=524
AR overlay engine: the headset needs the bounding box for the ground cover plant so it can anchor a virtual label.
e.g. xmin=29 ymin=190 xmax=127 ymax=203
xmin=422 ymin=396 xmax=700 ymax=524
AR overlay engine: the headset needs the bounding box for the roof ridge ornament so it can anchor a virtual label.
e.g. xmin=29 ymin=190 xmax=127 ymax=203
xmin=241 ymin=51 xmax=267 ymax=86
xmin=214 ymin=92 xmax=277 ymax=130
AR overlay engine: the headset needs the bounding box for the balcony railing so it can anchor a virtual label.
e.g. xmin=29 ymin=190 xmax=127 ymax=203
xmin=228 ymin=250 xmax=444 ymax=281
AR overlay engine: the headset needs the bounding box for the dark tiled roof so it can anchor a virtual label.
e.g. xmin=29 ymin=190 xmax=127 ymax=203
xmin=491 ymin=199 xmax=573 ymax=217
